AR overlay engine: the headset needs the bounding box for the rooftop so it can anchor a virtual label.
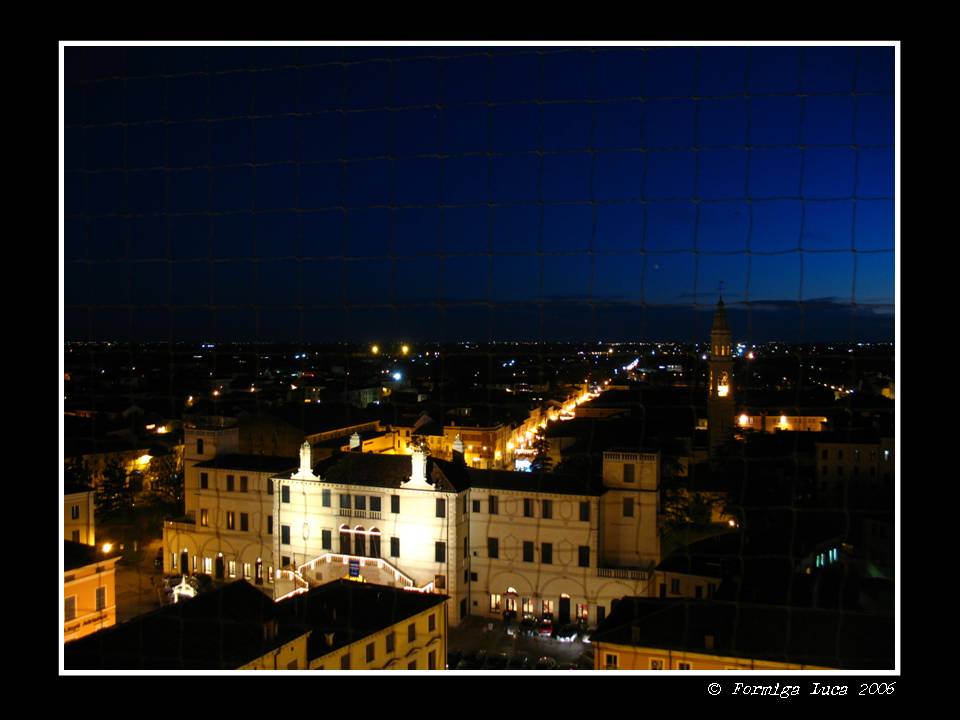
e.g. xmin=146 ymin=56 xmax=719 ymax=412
xmin=593 ymin=597 xmax=893 ymax=669
xmin=193 ymin=454 xmax=296 ymax=473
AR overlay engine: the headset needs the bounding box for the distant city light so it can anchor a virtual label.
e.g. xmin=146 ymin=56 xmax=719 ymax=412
xmin=401 ymin=345 xmax=409 ymax=355
xmin=101 ymin=543 xmax=113 ymax=554
xmin=392 ymin=372 xmax=402 ymax=381
xmin=371 ymin=345 xmax=380 ymax=355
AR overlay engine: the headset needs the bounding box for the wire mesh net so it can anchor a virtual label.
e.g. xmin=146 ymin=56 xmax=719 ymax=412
xmin=62 ymin=44 xmax=895 ymax=672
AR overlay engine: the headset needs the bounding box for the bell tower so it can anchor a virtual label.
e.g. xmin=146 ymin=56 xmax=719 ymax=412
xmin=708 ymin=296 xmax=734 ymax=453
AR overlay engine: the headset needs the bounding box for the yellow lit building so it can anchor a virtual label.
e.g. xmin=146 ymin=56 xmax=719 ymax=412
xmin=64 ymin=486 xmax=95 ymax=546
xmin=64 ymin=541 xmax=120 ymax=643
xmin=593 ymin=597 xmax=893 ymax=670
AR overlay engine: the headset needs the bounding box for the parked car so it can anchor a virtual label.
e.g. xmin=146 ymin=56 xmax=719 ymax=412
xmin=518 ymin=617 xmax=538 ymax=637
xmin=538 ymin=618 xmax=554 ymax=638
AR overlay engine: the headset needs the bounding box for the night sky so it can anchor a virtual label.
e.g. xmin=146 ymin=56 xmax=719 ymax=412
xmin=63 ymin=45 xmax=895 ymax=343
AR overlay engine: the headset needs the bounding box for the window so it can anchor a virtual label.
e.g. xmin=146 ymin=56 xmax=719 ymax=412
xmin=408 ymin=661 xmax=417 ymax=670
xmin=436 ymin=498 xmax=446 ymax=518
xmin=391 ymin=495 xmax=400 ymax=513
xmin=671 ymin=578 xmax=680 ymax=594
xmin=281 ymin=486 xmax=290 ymax=503
xmin=240 ymin=475 xmax=248 ymax=493
xmin=390 ymin=537 xmax=400 ymax=558
xmin=471 ymin=572 xmax=478 ymax=581
xmin=226 ymin=511 xmax=235 ymax=530
xmin=341 ymin=655 xmax=350 ymax=670
xmin=579 ymin=501 xmax=590 ymax=522
xmin=70 ymin=504 xmax=80 ymax=520
xmin=267 ymin=515 xmax=273 ymax=535
xmin=281 ymin=525 xmax=291 ymax=545
xmin=267 ymin=565 xmax=273 ymax=583
xmin=366 ymin=642 xmax=375 ymax=663
xmin=354 ymin=495 xmax=366 ymax=511
xmin=171 ymin=553 xmax=177 ymax=570
xmin=200 ymin=472 xmax=208 ymax=489
xmin=623 ymin=497 xmax=634 ymax=517
xmin=340 ymin=530 xmax=351 ymax=554
xmin=203 ymin=557 xmax=212 ymax=574
xmin=370 ymin=496 xmax=381 ymax=513
xmin=428 ymin=650 xmax=437 ymax=670
xmin=523 ymin=498 xmax=533 ymax=517
xmin=96 ymin=586 xmax=106 ymax=611
xmin=267 ymin=479 xmax=274 ymax=495
xmin=322 ymin=489 xmax=331 ymax=507
xmin=650 ymin=658 xmax=664 ymax=670
xmin=240 ymin=512 xmax=249 ymax=531
xmin=65 ymin=596 xmax=77 ymax=621
xmin=322 ymin=529 xmax=332 ymax=550
xmin=542 ymin=543 xmax=553 ymax=564
xmin=226 ymin=475 xmax=235 ymax=492
xmin=488 ymin=496 xmax=499 ymax=514
xmin=605 ymin=653 xmax=619 ymax=670
xmin=408 ymin=623 xmax=416 ymax=642
xmin=370 ymin=533 xmax=381 ymax=558
xmin=428 ymin=613 xmax=436 ymax=632
xmin=578 ymin=545 xmax=590 ymax=568
xmin=435 ymin=575 xmax=445 ymax=589
xmin=623 ymin=464 xmax=635 ymax=483
xmin=341 ymin=493 xmax=351 ymax=509
xmin=541 ymin=499 xmax=553 ymax=519
xmin=386 ymin=632 xmax=395 ymax=654
xmin=678 ymin=661 xmax=692 ymax=670
xmin=490 ymin=594 xmax=502 ymax=612
xmin=472 ymin=499 xmax=480 ymax=513
xmin=228 ymin=560 xmax=236 ymax=578
xmin=488 ymin=537 xmax=499 ymax=559
xmin=243 ymin=562 xmax=252 ymax=579
xmin=200 ymin=509 xmax=209 ymax=527
xmin=523 ymin=541 xmax=534 ymax=562
xmin=435 ymin=541 xmax=446 ymax=563
xmin=72 ymin=530 xmax=80 ymax=542
xmin=196 ymin=438 xmax=204 ymax=455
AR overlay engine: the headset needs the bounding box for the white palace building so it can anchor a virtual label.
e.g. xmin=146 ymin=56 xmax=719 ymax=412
xmin=163 ymin=420 xmax=718 ymax=627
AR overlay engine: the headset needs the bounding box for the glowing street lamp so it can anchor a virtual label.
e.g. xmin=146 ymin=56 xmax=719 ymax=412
xmin=371 ymin=345 xmax=380 ymax=355
xmin=401 ymin=344 xmax=409 ymax=355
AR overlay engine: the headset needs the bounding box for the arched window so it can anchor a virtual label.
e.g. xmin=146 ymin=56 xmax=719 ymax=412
xmin=339 ymin=525 xmax=351 ymax=554
xmin=369 ymin=528 xmax=381 ymax=558
xmin=354 ymin=526 xmax=366 ymax=557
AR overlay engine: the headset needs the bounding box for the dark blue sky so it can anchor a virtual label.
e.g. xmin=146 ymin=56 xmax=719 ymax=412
xmin=63 ymin=45 xmax=895 ymax=343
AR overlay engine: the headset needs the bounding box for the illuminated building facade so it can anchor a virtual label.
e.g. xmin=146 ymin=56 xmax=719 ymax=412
xmin=64 ymin=541 xmax=120 ymax=643
xmin=64 ymin=486 xmax=95 ymax=546
xmin=166 ymin=425 xmax=717 ymax=628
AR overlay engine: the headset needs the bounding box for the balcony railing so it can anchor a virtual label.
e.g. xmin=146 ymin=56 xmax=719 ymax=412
xmin=597 ymin=567 xmax=651 ymax=581
xmin=338 ymin=508 xmax=382 ymax=520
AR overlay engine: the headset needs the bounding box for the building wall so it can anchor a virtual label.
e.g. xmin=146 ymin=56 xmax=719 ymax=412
xmin=65 ymin=490 xmax=96 ymax=546
xmin=240 ymin=634 xmax=310 ymax=670
xmin=164 ymin=463 xmax=278 ymax=587
xmin=273 ymin=477 xmax=462 ymax=616
xmin=310 ymin=602 xmax=447 ymax=670
xmin=64 ymin=557 xmax=120 ymax=643
xmin=594 ymin=641 xmax=829 ymax=671
xmin=815 ymin=438 xmax=895 ymax=496
xmin=600 ymin=451 xmax=660 ymax=568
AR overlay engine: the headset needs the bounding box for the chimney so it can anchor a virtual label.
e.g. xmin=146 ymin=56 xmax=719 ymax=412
xmin=324 ymin=632 xmax=335 ymax=647
xmin=349 ymin=432 xmax=361 ymax=451
xmin=452 ymin=434 xmax=465 ymax=465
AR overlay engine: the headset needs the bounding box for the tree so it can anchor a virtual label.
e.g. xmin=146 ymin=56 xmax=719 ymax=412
xmin=150 ymin=451 xmax=184 ymax=508
xmin=530 ymin=433 xmax=553 ymax=473
xmin=64 ymin=456 xmax=92 ymax=489
xmin=96 ymin=455 xmax=130 ymax=520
